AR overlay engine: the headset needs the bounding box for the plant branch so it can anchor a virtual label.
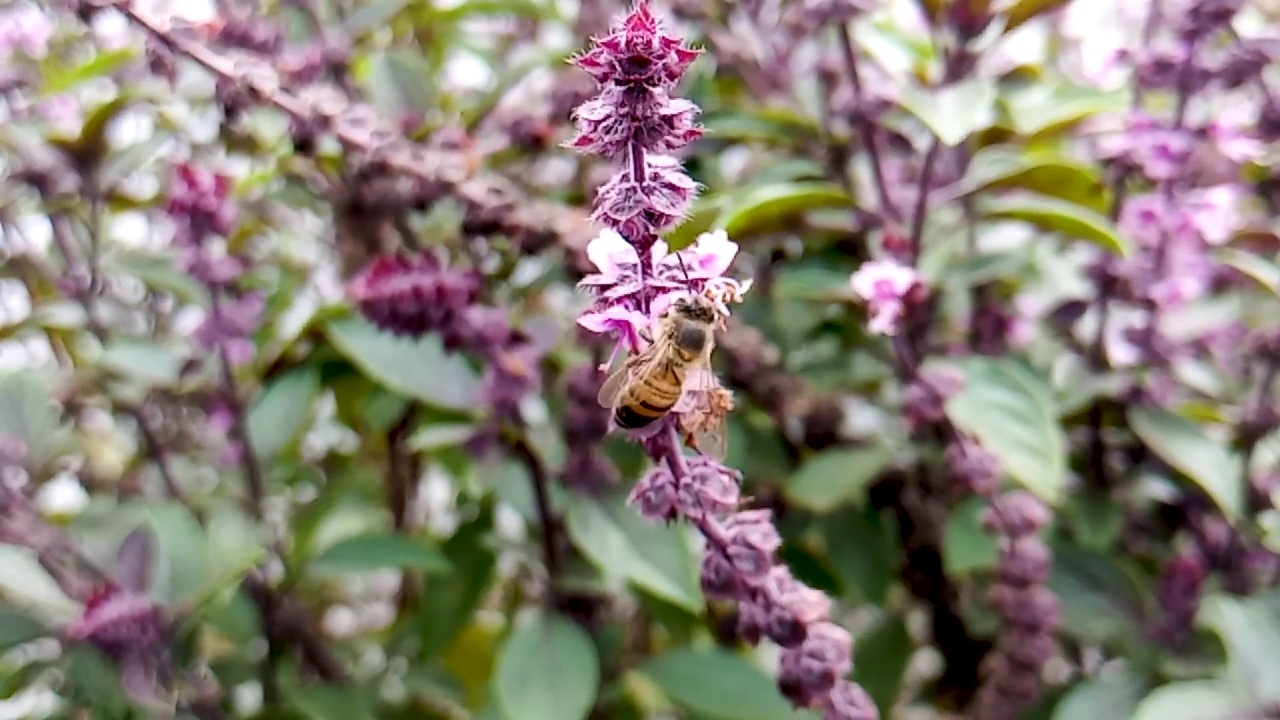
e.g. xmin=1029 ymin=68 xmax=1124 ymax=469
xmin=508 ymin=436 xmax=564 ymax=589
xmin=43 ymin=212 xmax=190 ymax=504
xmin=837 ymin=23 xmax=902 ymax=224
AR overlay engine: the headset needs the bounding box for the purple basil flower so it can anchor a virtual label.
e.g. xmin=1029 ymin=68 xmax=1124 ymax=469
xmin=972 ymin=488 xmax=1059 ymax=719
xmin=1149 ymin=549 xmax=1206 ymax=646
xmin=348 ymin=251 xmax=541 ymax=424
xmin=570 ymin=3 xmax=700 ymax=88
xmin=568 ymin=4 xmax=877 ymax=714
xmin=167 ymin=163 xmax=237 ymax=244
xmin=849 ymin=258 xmax=921 ymax=336
xmin=64 ymin=528 xmax=170 ymax=705
xmin=902 ymin=365 xmax=964 ymax=432
xmin=347 ymin=253 xmax=481 ymax=340
xmin=566 ymin=0 xmax=703 ymax=253
xmin=946 ymin=440 xmax=1001 ymax=497
xmin=194 ymin=291 xmax=265 ymax=367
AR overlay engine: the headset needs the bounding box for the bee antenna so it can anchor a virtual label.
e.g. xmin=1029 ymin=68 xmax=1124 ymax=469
xmin=676 ymin=252 xmax=693 ymax=290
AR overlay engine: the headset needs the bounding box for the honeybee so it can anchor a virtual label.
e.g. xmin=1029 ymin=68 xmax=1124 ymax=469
xmin=597 ymin=293 xmax=731 ymax=459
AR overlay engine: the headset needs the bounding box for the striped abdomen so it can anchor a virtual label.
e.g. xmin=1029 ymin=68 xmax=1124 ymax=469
xmin=613 ymin=348 xmax=695 ymax=430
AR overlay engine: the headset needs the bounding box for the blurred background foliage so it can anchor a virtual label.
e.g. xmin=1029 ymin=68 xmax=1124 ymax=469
xmin=0 ymin=0 xmax=1279 ymax=718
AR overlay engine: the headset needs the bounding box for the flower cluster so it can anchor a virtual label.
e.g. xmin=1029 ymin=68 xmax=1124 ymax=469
xmin=973 ymin=490 xmax=1058 ymax=720
xmin=55 ymin=523 xmax=170 ymax=706
xmin=0 ymin=5 xmax=51 ymax=59
xmin=1148 ymin=549 xmax=1206 ymax=647
xmin=1087 ymin=0 xmax=1269 ymax=377
xmin=577 ymin=228 xmax=752 ymax=363
xmin=568 ymin=4 xmax=877 ymax=717
xmin=167 ymin=164 xmax=263 ymax=369
xmin=561 ymin=362 xmax=619 ymax=492
xmin=347 ymin=252 xmax=542 ymax=424
xmin=567 ymin=0 xmax=701 ymax=251
xmin=166 ymin=163 xmax=267 ymax=466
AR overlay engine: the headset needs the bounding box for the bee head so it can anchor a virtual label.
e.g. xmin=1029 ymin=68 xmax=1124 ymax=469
xmin=671 ymin=293 xmax=719 ymax=326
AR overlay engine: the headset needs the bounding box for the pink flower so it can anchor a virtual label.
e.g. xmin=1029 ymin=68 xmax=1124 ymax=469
xmin=1205 ymin=119 xmax=1266 ymax=165
xmin=578 ymin=227 xmax=752 ymax=329
xmin=850 ymin=259 xmax=919 ymax=336
xmin=37 ymin=94 xmax=80 ymax=135
xmin=1008 ymin=294 xmax=1043 ymax=349
xmin=578 ymin=227 xmax=752 ymax=369
xmin=0 ymin=6 xmax=52 ymax=59
xmin=578 ymin=304 xmax=650 ymax=355
xmin=1184 ymin=184 xmax=1246 ymax=246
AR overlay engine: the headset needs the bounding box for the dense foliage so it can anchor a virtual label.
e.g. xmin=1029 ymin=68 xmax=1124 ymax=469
xmin=1 ymin=0 xmax=1279 ymax=718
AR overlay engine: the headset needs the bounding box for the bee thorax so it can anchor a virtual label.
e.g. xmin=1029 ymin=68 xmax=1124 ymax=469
xmin=674 ymin=322 xmax=708 ymax=354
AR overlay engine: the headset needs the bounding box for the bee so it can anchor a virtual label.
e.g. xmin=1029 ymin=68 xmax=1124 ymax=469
xmin=597 ymin=293 xmax=730 ymax=459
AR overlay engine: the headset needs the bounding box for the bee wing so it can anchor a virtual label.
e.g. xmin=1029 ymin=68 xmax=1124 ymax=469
xmin=596 ymin=365 xmax=630 ymax=409
xmin=695 ymin=426 xmax=729 ymax=460
xmin=597 ymin=346 xmax=662 ymax=409
xmin=673 ymin=357 xmax=724 ymax=410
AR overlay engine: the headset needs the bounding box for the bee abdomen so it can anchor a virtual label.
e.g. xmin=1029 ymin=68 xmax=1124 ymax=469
xmin=614 ymin=397 xmax=675 ymax=430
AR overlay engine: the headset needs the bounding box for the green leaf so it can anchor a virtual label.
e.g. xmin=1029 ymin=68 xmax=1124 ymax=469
xmin=97 ymin=338 xmax=184 ymax=388
xmin=247 ymin=367 xmax=321 ymax=463
xmin=640 ymin=648 xmax=795 ymax=720
xmin=750 ymin=158 xmax=828 ymax=185
xmin=342 ymin=0 xmax=410 ymax=36
xmin=1213 ymin=247 xmax=1280 ymax=296
xmin=312 ymin=532 xmax=453 ymax=576
xmin=712 ymin=182 xmax=852 ymax=239
xmin=1199 ymin=592 xmax=1280 ymax=702
xmin=1004 ymin=0 xmax=1074 ymax=32
xmin=0 ymin=545 xmax=80 ymax=624
xmin=99 ymin=134 xmax=175 ymax=190
xmin=899 ymin=78 xmax=998 ymax=146
xmin=950 ymin=146 xmax=1106 ymax=211
xmin=773 ymin=266 xmax=855 ymax=303
xmin=786 ymin=446 xmax=892 ymax=513
xmin=363 ymin=50 xmax=437 ymax=117
xmin=409 ymin=422 xmax=480 ymax=452
xmin=323 ymin=315 xmax=481 ymax=412
xmin=53 ymin=95 xmax=131 ymax=167
xmin=565 ymin=493 xmax=701 ymax=613
xmin=1048 ymin=547 xmax=1148 ymax=647
xmin=853 ymin=616 xmax=914 ymax=716
xmin=821 ymin=505 xmax=897 ymax=605
xmin=434 ymin=0 xmax=547 ymax=21
xmin=943 ymin=495 xmax=999 ymax=574
xmin=289 ymin=684 xmax=375 ymax=720
xmin=494 ymin=613 xmax=600 ymax=720
xmin=420 ymin=504 xmax=497 ymax=657
xmin=1002 ymin=82 xmax=1128 ymax=136
xmin=147 ymin=504 xmax=211 ymax=605
xmin=1131 ymin=680 xmax=1252 ymax=720
xmin=700 ymin=108 xmax=822 ymax=145
xmin=1051 ymin=667 xmax=1150 ymax=720
xmin=43 ymin=49 xmax=137 ymax=95
xmin=185 ymin=502 xmax=268 ymax=614
xmin=945 ymin=356 xmax=1067 ymax=505
xmin=666 ymin=196 xmax=730 ymax=251
xmin=111 ymin=249 xmax=207 ymax=303
xmin=0 ymin=369 xmax=73 ymax=472
xmin=979 ymin=193 xmax=1130 ymax=256
xmin=63 ymin=645 xmax=131 ymax=716
xmin=1128 ymin=406 xmax=1245 ymax=522
xmin=0 ymin=609 xmax=50 ymax=651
